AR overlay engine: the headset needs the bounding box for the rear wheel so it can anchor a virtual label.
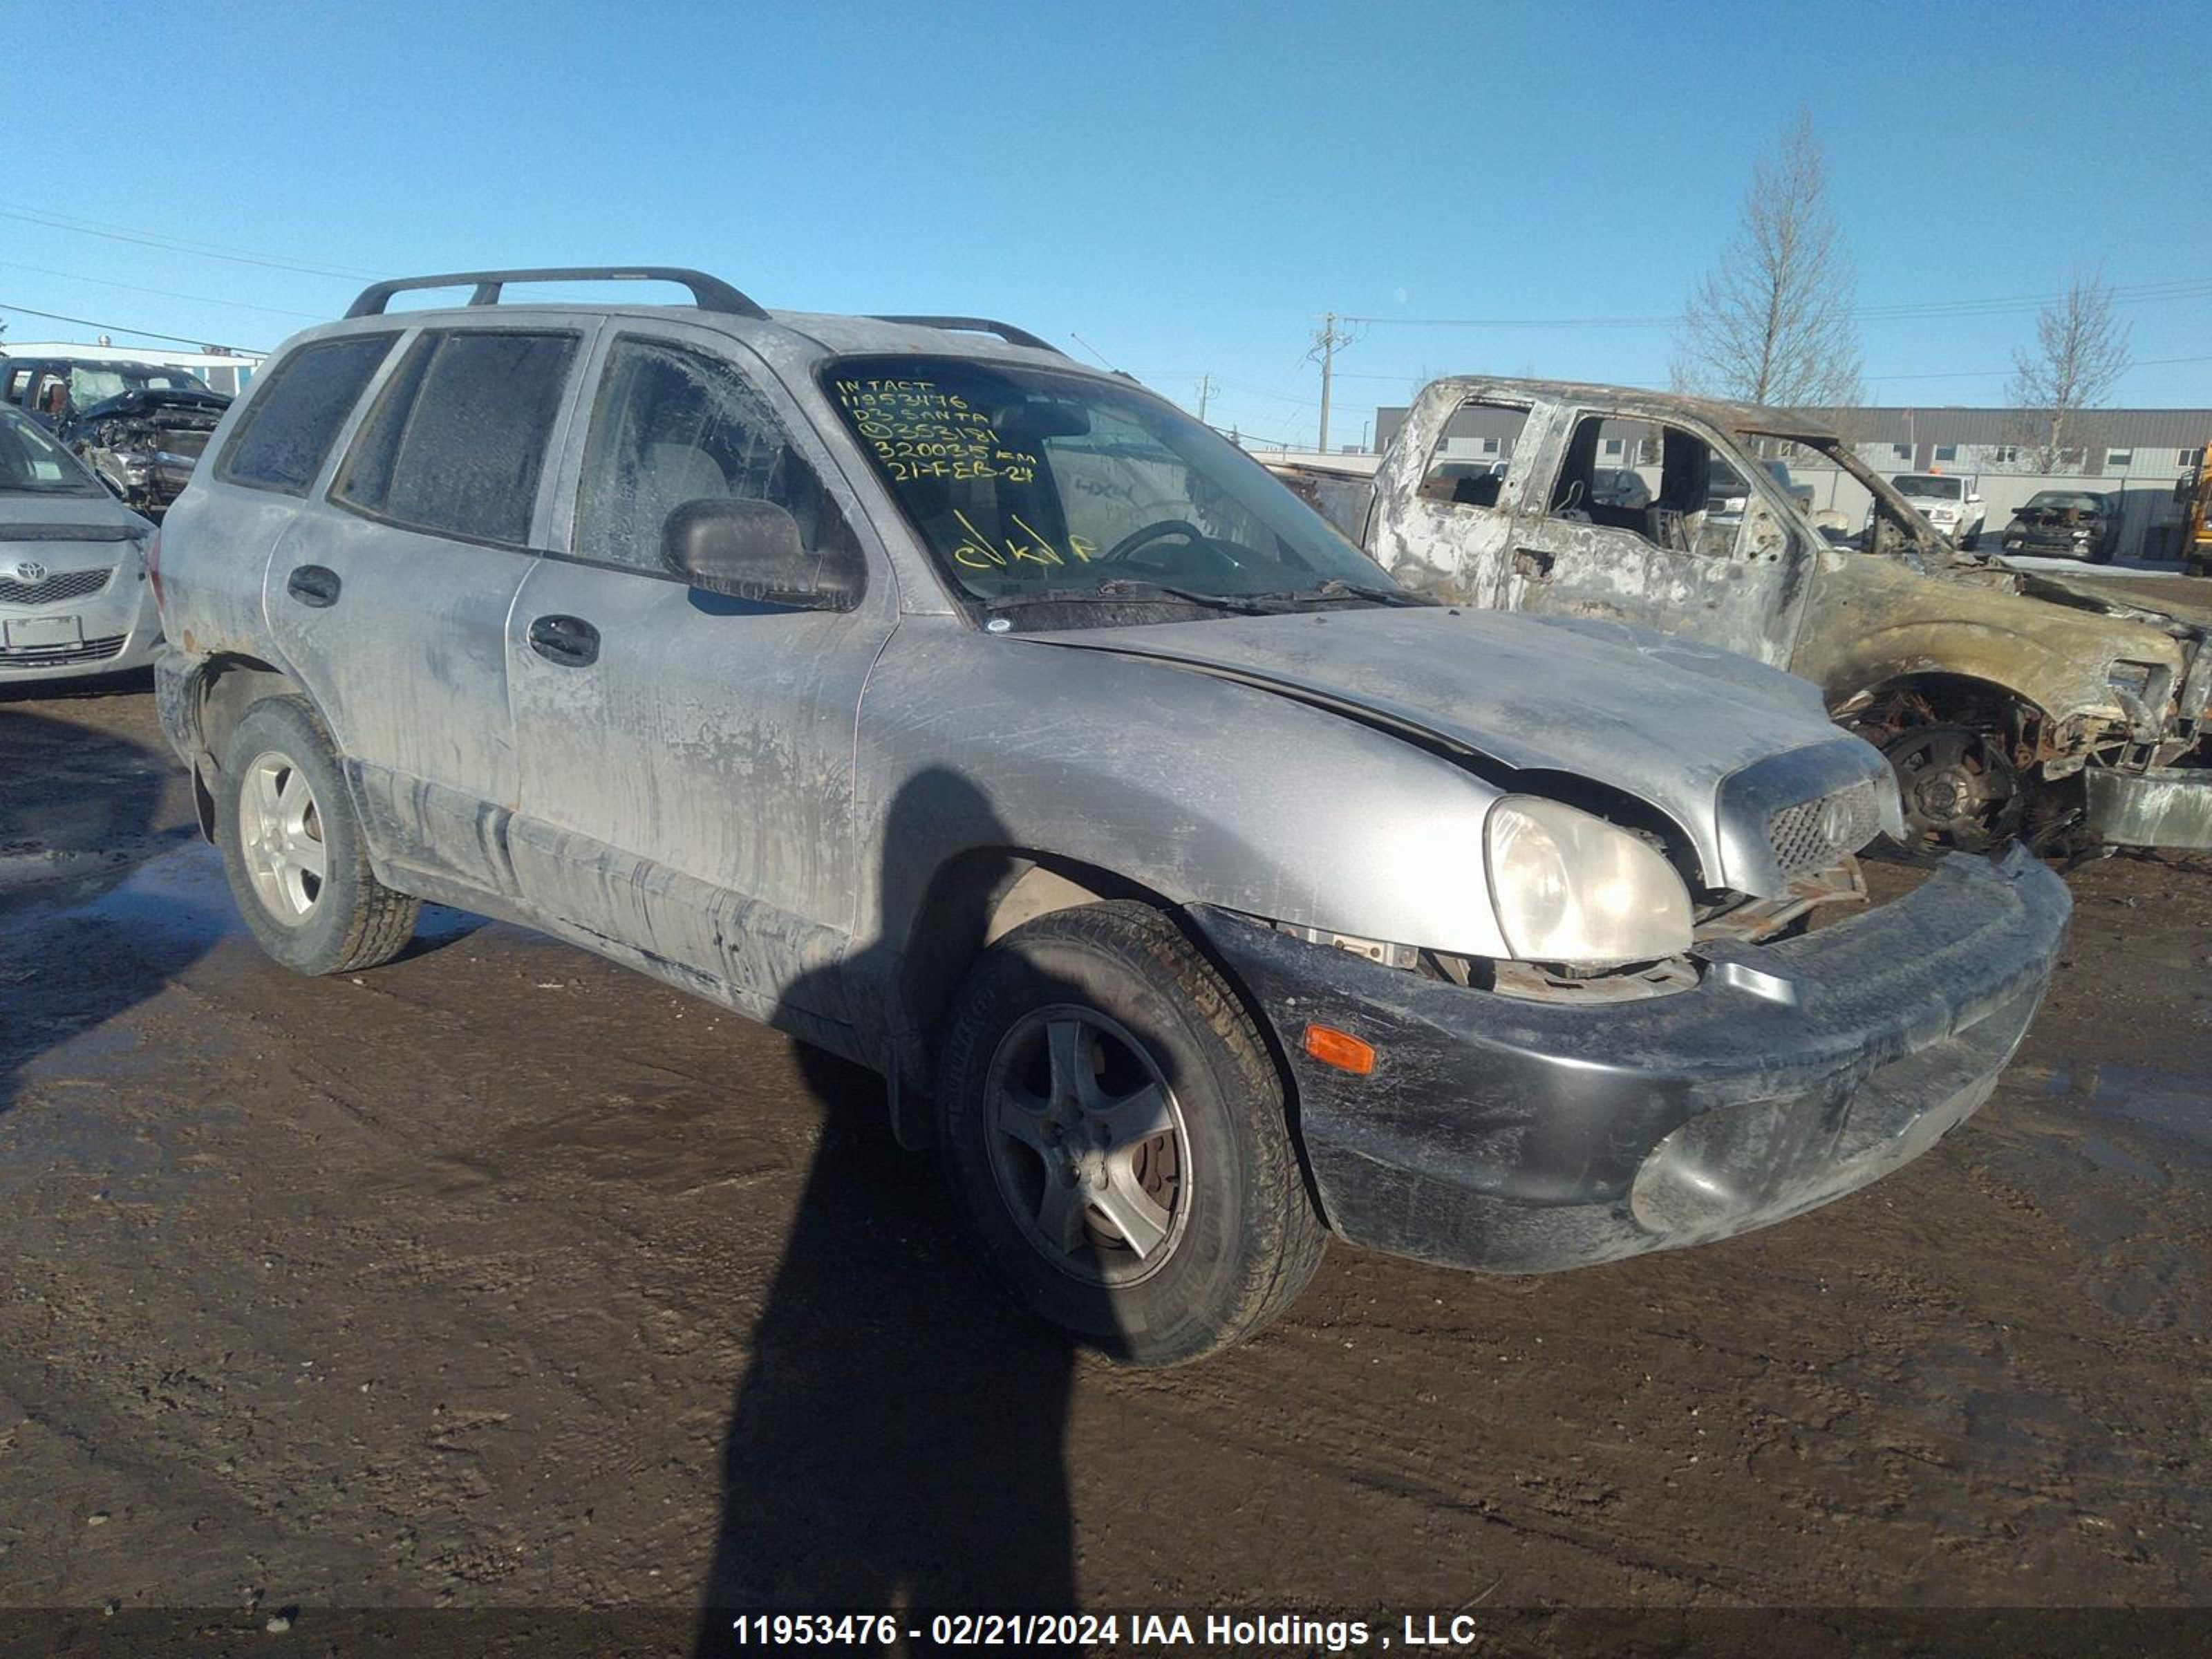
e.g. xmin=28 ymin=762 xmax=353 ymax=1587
xmin=217 ymin=697 xmax=420 ymax=975
xmin=935 ymin=901 xmax=1325 ymax=1366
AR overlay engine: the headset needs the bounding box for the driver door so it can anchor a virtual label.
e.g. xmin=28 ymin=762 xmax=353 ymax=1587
xmin=1508 ymin=411 xmax=1812 ymax=668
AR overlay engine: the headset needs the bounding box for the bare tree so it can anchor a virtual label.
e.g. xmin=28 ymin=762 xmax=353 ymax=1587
xmin=1671 ymin=110 xmax=1862 ymax=412
xmin=2006 ymin=272 xmax=2131 ymax=471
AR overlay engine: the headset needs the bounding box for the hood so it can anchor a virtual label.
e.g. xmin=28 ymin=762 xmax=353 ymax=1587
xmin=1025 ymin=606 xmax=1889 ymax=893
xmin=0 ymin=492 xmax=151 ymax=539
xmin=2012 ymin=569 xmax=2212 ymax=639
xmin=69 ymin=388 xmax=231 ymax=425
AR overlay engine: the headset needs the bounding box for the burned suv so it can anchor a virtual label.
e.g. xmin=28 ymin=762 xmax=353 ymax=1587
xmin=153 ymin=269 xmax=2068 ymax=1362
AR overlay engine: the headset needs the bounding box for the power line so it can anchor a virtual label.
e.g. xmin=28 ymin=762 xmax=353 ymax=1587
xmin=1340 ymin=276 xmax=2212 ymax=332
xmin=1 ymin=260 xmax=326 ymax=321
xmin=0 ymin=299 xmax=265 ymax=353
xmin=0 ymin=204 xmax=377 ymax=281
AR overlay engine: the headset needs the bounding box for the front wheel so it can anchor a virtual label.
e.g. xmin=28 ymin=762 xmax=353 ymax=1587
xmin=217 ymin=697 xmax=420 ymax=975
xmin=1880 ymin=722 xmax=2026 ymax=859
xmin=935 ymin=901 xmax=1326 ymax=1366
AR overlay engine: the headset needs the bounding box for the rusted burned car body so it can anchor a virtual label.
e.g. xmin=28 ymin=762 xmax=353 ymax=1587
xmin=1304 ymin=377 xmax=2212 ymax=853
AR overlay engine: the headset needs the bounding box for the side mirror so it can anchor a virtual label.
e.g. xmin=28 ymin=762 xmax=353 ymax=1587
xmin=1967 ymin=491 xmax=1982 ymax=504
xmin=662 ymin=498 xmax=864 ymax=611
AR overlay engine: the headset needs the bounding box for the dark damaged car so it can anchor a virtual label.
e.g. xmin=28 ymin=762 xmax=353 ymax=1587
xmin=153 ymin=268 xmax=2070 ymax=1362
xmin=2002 ymin=489 xmax=2120 ymax=564
xmin=2 ymin=357 xmax=230 ymax=516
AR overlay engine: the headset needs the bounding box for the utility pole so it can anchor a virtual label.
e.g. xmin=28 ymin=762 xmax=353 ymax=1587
xmin=1195 ymin=374 xmax=1217 ymax=422
xmin=1309 ymin=312 xmax=1356 ymax=452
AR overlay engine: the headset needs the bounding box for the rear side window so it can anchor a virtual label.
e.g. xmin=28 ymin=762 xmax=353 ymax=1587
xmin=218 ymin=334 xmax=395 ymax=494
xmin=333 ymin=330 xmax=577 ymax=547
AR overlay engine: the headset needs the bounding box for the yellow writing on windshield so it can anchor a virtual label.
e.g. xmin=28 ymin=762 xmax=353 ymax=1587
xmin=835 ymin=378 xmax=1039 ymax=485
xmin=948 ymin=509 xmax=1096 ymax=571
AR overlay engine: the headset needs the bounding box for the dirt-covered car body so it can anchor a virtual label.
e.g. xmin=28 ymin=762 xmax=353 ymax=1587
xmin=148 ymin=272 xmax=2067 ymax=1302
xmin=1308 ymin=376 xmax=2212 ymax=853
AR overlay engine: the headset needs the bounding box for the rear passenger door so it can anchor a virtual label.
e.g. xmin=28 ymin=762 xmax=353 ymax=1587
xmin=259 ymin=326 xmax=588 ymax=900
xmin=503 ymin=328 xmax=896 ymax=1034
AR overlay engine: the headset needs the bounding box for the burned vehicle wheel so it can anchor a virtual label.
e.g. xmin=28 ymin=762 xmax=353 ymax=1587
xmin=1882 ymin=722 xmax=2026 ymax=856
xmin=935 ymin=901 xmax=1326 ymax=1366
xmin=217 ymin=698 xmax=420 ymax=976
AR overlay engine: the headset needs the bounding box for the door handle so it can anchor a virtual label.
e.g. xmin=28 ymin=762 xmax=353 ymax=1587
xmin=1512 ymin=547 xmax=1555 ymax=579
xmin=285 ymin=564 xmax=341 ymax=608
xmin=527 ymin=614 xmax=601 ymax=668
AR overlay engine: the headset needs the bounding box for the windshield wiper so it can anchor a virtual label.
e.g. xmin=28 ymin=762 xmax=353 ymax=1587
xmin=979 ymin=579 xmax=1284 ymax=615
xmin=1239 ymin=578 xmax=1436 ymax=607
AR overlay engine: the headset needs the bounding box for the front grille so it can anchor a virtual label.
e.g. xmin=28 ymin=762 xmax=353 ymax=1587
xmin=1768 ymin=777 xmax=1884 ymax=874
xmin=0 ymin=567 xmax=113 ymax=606
xmin=0 ymin=634 xmax=127 ymax=667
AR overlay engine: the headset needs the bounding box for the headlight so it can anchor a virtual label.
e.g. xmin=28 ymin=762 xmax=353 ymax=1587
xmin=1484 ymin=796 xmax=1692 ymax=966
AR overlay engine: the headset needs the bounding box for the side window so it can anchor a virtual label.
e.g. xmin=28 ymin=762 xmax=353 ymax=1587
xmin=2 ymin=365 xmax=30 ymax=404
xmin=335 ymin=330 xmax=578 ymax=547
xmin=217 ymin=334 xmax=396 ymax=494
xmin=1417 ymin=399 xmax=1529 ymax=514
xmin=1547 ymin=415 xmax=1744 ymax=557
xmin=573 ymin=336 xmax=849 ymax=573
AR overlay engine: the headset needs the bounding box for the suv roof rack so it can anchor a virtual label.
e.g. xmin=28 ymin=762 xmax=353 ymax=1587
xmin=344 ymin=267 xmax=769 ymax=321
xmin=869 ymin=315 xmax=1063 ymax=355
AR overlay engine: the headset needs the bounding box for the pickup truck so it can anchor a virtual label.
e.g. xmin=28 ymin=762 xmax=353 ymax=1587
xmin=1886 ymin=472 xmax=1986 ymax=549
xmin=149 ymin=270 xmax=2071 ymax=1362
xmin=1273 ymin=377 xmax=2212 ymax=856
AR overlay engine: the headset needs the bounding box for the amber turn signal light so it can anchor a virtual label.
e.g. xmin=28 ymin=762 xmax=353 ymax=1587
xmin=1302 ymin=1023 xmax=1376 ymax=1075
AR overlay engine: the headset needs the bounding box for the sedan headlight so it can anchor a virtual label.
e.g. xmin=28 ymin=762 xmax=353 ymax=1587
xmin=1485 ymin=796 xmax=1692 ymax=966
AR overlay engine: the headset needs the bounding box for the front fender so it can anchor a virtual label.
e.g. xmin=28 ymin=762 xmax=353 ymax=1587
xmin=853 ymin=628 xmax=1515 ymax=966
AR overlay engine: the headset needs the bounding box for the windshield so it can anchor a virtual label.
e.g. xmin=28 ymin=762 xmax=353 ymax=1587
xmin=2022 ymin=491 xmax=2107 ymax=514
xmin=69 ymin=364 xmax=213 ymax=404
xmin=825 ymin=355 xmax=1403 ymax=616
xmin=0 ymin=406 xmax=104 ymax=496
xmin=1894 ymin=474 xmax=1963 ymax=501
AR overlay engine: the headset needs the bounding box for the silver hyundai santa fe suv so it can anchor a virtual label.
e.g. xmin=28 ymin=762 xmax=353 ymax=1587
xmin=151 ymin=268 xmax=2070 ymax=1363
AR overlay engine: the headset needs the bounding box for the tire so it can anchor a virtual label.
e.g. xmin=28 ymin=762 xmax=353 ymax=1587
xmin=1958 ymin=530 xmax=1979 ymax=551
xmin=216 ymin=696 xmax=420 ymax=976
xmin=935 ymin=901 xmax=1326 ymax=1366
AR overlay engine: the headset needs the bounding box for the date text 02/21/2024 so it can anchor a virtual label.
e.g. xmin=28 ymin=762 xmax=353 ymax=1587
xmin=724 ymin=1611 xmax=1499 ymax=1650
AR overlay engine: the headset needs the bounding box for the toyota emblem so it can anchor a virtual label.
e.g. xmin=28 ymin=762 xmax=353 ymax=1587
xmin=13 ymin=560 xmax=47 ymax=583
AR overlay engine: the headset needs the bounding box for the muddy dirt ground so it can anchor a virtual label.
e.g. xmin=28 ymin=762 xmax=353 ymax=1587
xmin=2 ymin=679 xmax=2209 ymax=1653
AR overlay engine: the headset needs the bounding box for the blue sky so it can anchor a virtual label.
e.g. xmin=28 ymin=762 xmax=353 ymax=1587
xmin=7 ymin=0 xmax=2208 ymax=447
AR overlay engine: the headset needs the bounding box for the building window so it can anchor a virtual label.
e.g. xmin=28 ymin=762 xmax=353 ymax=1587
xmin=1892 ymin=443 xmax=1911 ymax=460
xmin=1481 ymin=438 xmax=1499 ymax=455
xmin=1602 ymin=438 xmax=1622 ymax=456
xmin=1994 ymin=446 xmax=2019 ymax=464
xmin=2182 ymin=449 xmax=2204 ymax=470
xmin=2106 ymin=449 xmax=2133 ymax=469
xmin=1933 ymin=444 xmax=1957 ymax=462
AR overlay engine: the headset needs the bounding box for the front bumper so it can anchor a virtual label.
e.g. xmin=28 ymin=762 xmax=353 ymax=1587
xmin=1191 ymin=845 xmax=2070 ymax=1273
xmin=0 ymin=565 xmax=161 ymax=682
xmin=2084 ymin=765 xmax=2212 ymax=850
